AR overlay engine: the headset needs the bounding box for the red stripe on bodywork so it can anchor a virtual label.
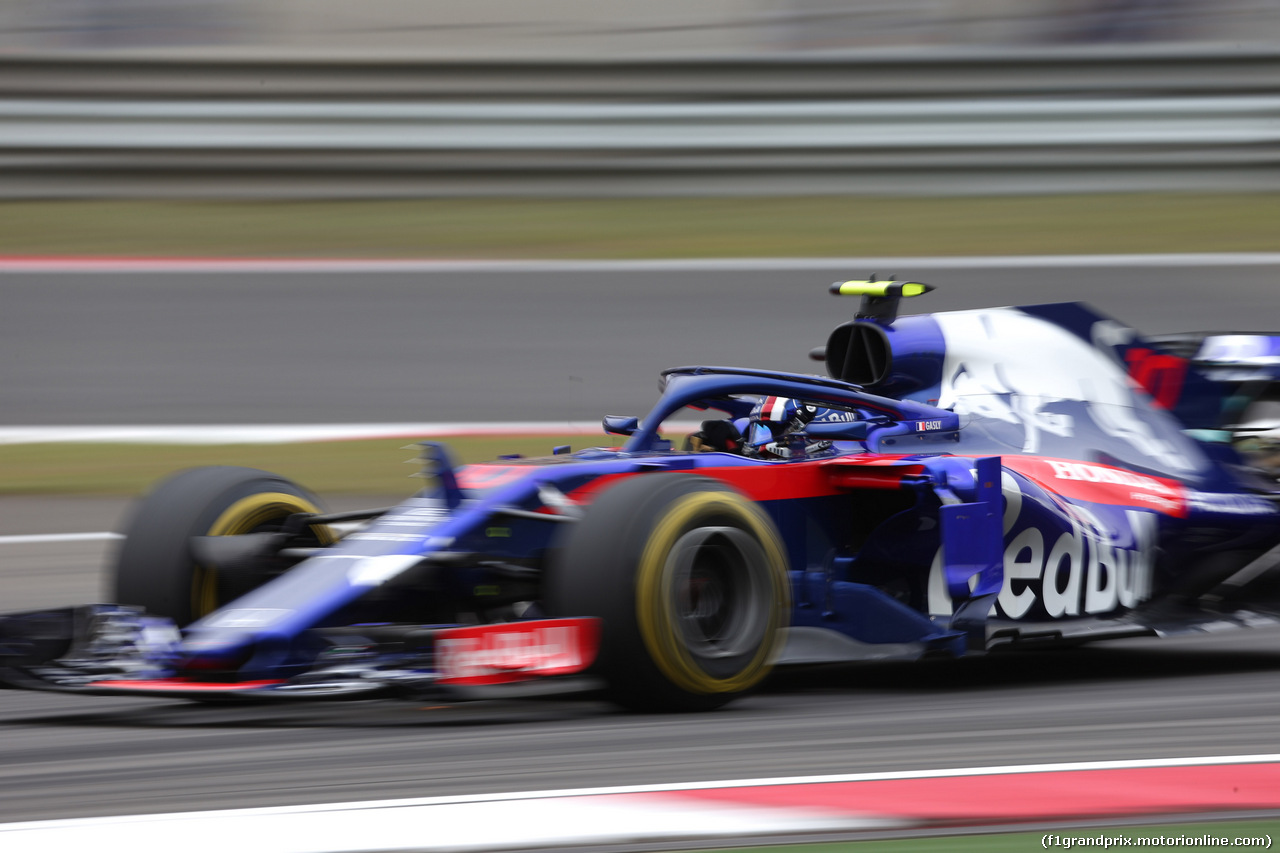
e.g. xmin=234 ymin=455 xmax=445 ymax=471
xmin=702 ymin=458 xmax=926 ymax=500
xmin=821 ymin=456 xmax=925 ymax=491
xmin=566 ymin=458 xmax=926 ymax=504
xmin=1002 ymin=456 xmax=1187 ymax=518
xmin=546 ymin=453 xmax=1184 ymax=516
xmin=689 ymin=463 xmax=840 ymax=501
xmin=457 ymin=465 xmax=531 ymax=491
xmin=464 ymin=454 xmax=1187 ymax=519
xmin=563 ymin=472 xmax=634 ymax=505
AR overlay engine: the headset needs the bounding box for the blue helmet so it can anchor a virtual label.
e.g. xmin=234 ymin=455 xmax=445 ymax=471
xmin=746 ymin=396 xmax=819 ymax=454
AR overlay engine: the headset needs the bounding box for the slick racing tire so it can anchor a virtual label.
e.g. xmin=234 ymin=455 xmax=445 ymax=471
xmin=547 ymin=474 xmax=790 ymax=712
xmin=112 ymin=466 xmax=333 ymax=627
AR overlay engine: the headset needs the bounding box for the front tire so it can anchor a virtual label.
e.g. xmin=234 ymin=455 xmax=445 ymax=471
xmin=112 ymin=466 xmax=333 ymax=626
xmin=547 ymin=474 xmax=790 ymax=712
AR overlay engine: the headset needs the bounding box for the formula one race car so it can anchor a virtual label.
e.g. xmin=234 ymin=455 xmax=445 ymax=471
xmin=4 ymin=280 xmax=1280 ymax=712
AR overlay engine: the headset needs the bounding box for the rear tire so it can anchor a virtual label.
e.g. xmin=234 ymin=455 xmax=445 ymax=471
xmin=112 ymin=466 xmax=332 ymax=627
xmin=547 ymin=474 xmax=790 ymax=712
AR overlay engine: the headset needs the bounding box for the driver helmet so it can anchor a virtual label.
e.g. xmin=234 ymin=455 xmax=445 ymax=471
xmin=746 ymin=396 xmax=818 ymax=456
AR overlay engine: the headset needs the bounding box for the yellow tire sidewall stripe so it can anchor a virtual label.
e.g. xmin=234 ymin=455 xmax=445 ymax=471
xmin=635 ymin=490 xmax=790 ymax=696
xmin=192 ymin=491 xmax=334 ymax=619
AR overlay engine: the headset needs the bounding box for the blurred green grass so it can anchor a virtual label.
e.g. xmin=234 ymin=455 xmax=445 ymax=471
xmin=0 ymin=435 xmax=612 ymax=496
xmin=1 ymin=195 xmax=1278 ymax=258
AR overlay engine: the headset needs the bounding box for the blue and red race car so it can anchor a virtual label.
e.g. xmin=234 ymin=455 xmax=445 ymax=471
xmin=4 ymin=280 xmax=1280 ymax=711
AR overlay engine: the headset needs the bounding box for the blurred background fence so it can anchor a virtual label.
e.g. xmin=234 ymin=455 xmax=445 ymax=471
xmin=4 ymin=0 xmax=1279 ymax=58
xmin=0 ymin=0 xmax=1277 ymax=197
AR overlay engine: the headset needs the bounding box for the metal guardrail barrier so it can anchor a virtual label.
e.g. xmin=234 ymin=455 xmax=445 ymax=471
xmin=4 ymin=48 xmax=1280 ymax=99
xmin=6 ymin=97 xmax=1276 ymax=148
xmin=1 ymin=49 xmax=1277 ymax=196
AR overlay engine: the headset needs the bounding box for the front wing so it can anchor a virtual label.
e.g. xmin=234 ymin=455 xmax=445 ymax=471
xmin=0 ymin=606 xmax=602 ymax=702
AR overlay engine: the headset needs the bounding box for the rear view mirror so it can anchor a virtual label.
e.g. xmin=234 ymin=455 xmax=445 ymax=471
xmin=602 ymin=415 xmax=640 ymax=437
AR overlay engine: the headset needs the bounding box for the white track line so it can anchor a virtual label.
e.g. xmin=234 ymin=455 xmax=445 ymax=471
xmin=0 ymin=796 xmax=889 ymax=853
xmin=0 ymin=253 xmax=1278 ymax=273
xmin=0 ymin=532 xmax=121 ymax=545
xmin=0 ymin=422 xmax=647 ymax=445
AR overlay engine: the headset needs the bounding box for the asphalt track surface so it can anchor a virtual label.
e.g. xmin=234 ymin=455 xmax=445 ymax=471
xmin=3 ymin=259 xmax=1280 ymax=826
xmin=2 ymin=258 xmax=1278 ymax=425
